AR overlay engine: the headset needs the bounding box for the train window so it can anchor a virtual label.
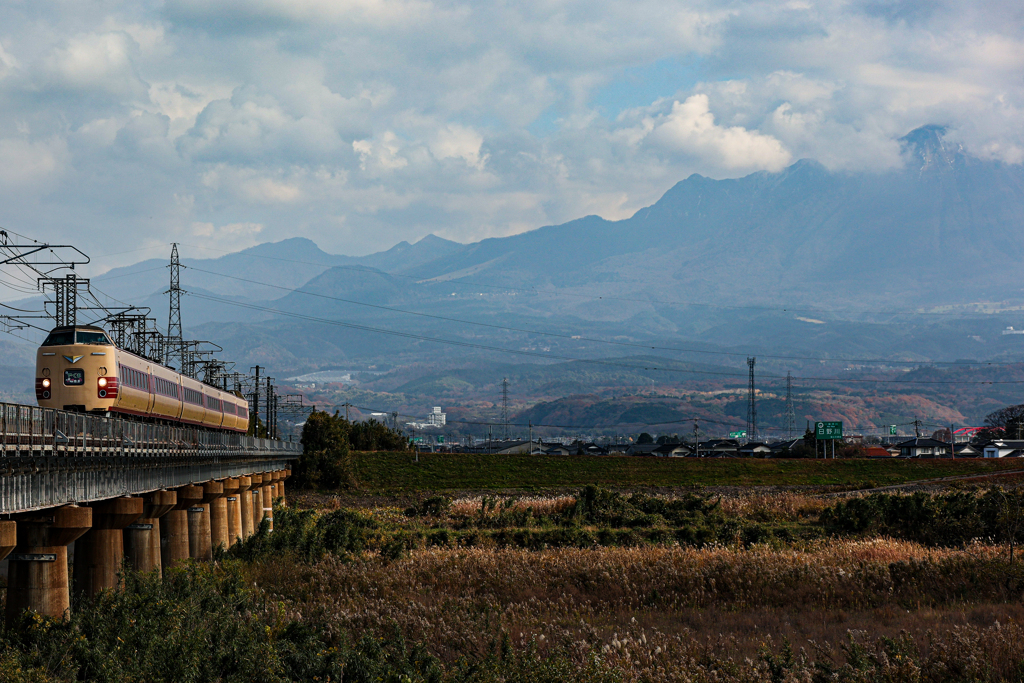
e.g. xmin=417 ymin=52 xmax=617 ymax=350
xmin=76 ymin=331 xmax=111 ymax=345
xmin=42 ymin=330 xmax=74 ymax=346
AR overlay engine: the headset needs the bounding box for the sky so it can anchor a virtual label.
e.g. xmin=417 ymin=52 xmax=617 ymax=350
xmin=0 ymin=0 xmax=1021 ymax=272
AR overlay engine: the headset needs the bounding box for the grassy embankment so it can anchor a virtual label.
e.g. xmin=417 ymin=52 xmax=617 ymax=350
xmin=351 ymin=451 xmax=1024 ymax=491
xmin=6 ymin=486 xmax=1024 ymax=681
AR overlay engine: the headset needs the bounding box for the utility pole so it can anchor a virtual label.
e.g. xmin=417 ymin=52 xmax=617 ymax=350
xmin=166 ymin=244 xmax=184 ymax=370
xmin=746 ymin=357 xmax=757 ymax=441
xmin=785 ymin=371 xmax=796 ymax=438
xmin=914 ymin=418 xmax=921 ymax=438
xmin=693 ymin=418 xmax=700 ymax=458
xmin=529 ymin=420 xmax=533 ymax=453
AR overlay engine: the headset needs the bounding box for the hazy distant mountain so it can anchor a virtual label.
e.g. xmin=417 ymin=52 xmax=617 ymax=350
xmin=405 ymin=126 xmax=1024 ymax=311
xmin=91 ymin=234 xmax=463 ymax=304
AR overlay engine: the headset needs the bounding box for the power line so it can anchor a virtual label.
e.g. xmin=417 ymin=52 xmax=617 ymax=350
xmin=175 ymin=242 xmax=997 ymax=319
xmin=185 ymin=264 xmax=1023 ymax=368
xmin=186 ymin=291 xmax=1024 ymax=385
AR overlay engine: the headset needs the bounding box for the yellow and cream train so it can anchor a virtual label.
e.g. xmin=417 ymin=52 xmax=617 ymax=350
xmin=35 ymin=325 xmax=249 ymax=433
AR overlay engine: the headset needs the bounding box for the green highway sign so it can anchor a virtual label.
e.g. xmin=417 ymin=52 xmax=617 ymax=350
xmin=815 ymin=421 xmax=843 ymax=440
xmin=437 ymin=436 xmax=445 ymax=444
xmin=729 ymin=430 xmax=747 ymax=439
xmin=889 ymin=425 xmax=897 ymax=435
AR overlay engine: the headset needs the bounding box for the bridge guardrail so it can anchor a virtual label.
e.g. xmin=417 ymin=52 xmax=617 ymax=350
xmin=0 ymin=401 xmax=301 ymax=514
xmin=0 ymin=401 xmax=299 ymax=458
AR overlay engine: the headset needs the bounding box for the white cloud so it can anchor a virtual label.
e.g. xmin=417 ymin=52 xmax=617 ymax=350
xmin=646 ymin=94 xmax=792 ymax=171
xmin=353 ymin=132 xmax=409 ymax=174
xmin=42 ymin=32 xmax=147 ymax=98
xmin=0 ymin=0 xmax=1020 ymax=262
xmin=0 ymin=137 xmax=69 ymax=190
xmin=429 ymin=125 xmax=487 ymax=170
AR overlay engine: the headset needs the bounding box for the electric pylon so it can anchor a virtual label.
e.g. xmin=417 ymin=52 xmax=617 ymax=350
xmin=501 ymin=378 xmax=510 ymax=440
xmin=785 ymin=371 xmax=796 ymax=438
xmin=746 ymin=357 xmax=757 ymax=441
xmin=166 ymin=243 xmax=184 ymax=371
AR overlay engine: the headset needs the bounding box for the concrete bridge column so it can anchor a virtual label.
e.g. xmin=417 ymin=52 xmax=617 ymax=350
xmin=250 ymin=474 xmax=264 ymax=532
xmin=161 ymin=485 xmax=202 ymax=572
xmin=189 ymin=481 xmax=223 ymax=561
xmin=73 ymin=497 xmax=143 ymax=598
xmin=5 ymin=506 xmax=91 ymax=626
xmin=238 ymin=476 xmax=254 ymax=540
xmin=211 ymin=481 xmax=231 ymax=554
xmin=225 ymin=478 xmax=244 ymax=547
xmin=260 ymin=474 xmax=275 ymax=532
xmin=278 ymin=469 xmax=290 ymax=507
xmin=0 ymin=521 xmax=15 ymax=562
xmin=124 ymin=490 xmax=176 ymax=577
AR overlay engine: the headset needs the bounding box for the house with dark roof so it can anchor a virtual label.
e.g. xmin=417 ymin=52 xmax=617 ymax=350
xmin=897 ymin=437 xmax=952 ymax=458
xmin=738 ymin=442 xmax=772 ymax=457
xmin=653 ymin=443 xmax=693 ymax=457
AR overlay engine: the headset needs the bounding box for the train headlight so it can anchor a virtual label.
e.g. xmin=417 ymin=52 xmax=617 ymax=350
xmin=41 ymin=378 xmax=50 ymax=389
xmin=98 ymin=377 xmax=107 ymax=388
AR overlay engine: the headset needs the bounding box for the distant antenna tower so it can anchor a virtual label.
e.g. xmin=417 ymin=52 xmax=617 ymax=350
xmin=500 ymin=378 xmax=510 ymax=440
xmin=785 ymin=371 xmax=796 ymax=438
xmin=166 ymin=243 xmax=184 ymax=370
xmin=746 ymin=357 xmax=757 ymax=441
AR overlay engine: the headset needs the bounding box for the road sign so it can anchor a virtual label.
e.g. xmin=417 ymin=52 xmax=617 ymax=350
xmin=729 ymin=430 xmax=747 ymax=439
xmin=411 ymin=437 xmax=424 ymax=443
xmin=815 ymin=421 xmax=843 ymax=440
xmin=437 ymin=436 xmax=445 ymax=444
xmin=889 ymin=425 xmax=897 ymax=435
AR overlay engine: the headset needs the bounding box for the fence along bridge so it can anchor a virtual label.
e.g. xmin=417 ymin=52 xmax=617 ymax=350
xmin=0 ymin=401 xmax=301 ymax=626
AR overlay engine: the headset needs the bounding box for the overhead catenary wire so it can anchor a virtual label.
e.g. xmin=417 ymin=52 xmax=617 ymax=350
xmin=175 ymin=242 xmax=998 ymax=319
xmin=186 ymin=291 xmax=1024 ymax=385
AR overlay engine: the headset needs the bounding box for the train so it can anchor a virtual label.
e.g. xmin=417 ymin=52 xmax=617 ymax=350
xmin=35 ymin=325 xmax=249 ymax=433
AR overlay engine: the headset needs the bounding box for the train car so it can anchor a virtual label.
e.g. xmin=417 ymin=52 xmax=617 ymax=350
xmin=35 ymin=325 xmax=246 ymax=433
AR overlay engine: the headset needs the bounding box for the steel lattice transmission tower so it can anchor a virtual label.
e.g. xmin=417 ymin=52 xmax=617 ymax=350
xmin=746 ymin=357 xmax=757 ymax=441
xmin=166 ymin=243 xmax=185 ymax=371
xmin=500 ymin=378 xmax=510 ymax=440
xmin=785 ymin=371 xmax=796 ymax=438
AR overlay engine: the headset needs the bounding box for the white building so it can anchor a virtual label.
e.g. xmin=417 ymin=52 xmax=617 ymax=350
xmin=427 ymin=406 xmax=446 ymax=427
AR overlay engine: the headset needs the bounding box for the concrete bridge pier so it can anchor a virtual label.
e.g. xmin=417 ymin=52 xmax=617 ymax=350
xmin=211 ymin=480 xmax=232 ymax=553
xmin=124 ymin=490 xmax=176 ymax=577
xmin=226 ymin=478 xmax=245 ymax=547
xmin=73 ymin=497 xmax=144 ymax=598
xmin=189 ymin=481 xmax=223 ymax=561
xmin=250 ymin=474 xmax=264 ymax=532
xmin=5 ymin=506 xmax=91 ymax=626
xmin=261 ymin=473 xmax=275 ymax=532
xmin=161 ymin=485 xmax=202 ymax=572
xmin=238 ymin=476 xmax=254 ymax=540
xmin=0 ymin=521 xmax=15 ymax=562
xmin=278 ymin=469 xmax=290 ymax=506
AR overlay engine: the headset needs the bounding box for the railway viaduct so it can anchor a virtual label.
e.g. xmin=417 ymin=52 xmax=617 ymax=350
xmin=0 ymin=402 xmax=301 ymax=626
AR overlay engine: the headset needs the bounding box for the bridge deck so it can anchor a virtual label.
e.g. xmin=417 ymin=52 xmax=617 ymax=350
xmin=0 ymin=402 xmax=301 ymax=514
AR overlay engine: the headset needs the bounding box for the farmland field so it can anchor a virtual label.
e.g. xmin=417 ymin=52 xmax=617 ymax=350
xmin=351 ymin=451 xmax=1024 ymax=491
xmin=4 ymin=470 xmax=1024 ymax=681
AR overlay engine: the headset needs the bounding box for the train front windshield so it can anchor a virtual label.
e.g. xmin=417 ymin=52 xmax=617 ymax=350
xmin=75 ymin=331 xmax=110 ymax=345
xmin=41 ymin=330 xmax=112 ymax=346
xmin=42 ymin=330 xmax=74 ymax=346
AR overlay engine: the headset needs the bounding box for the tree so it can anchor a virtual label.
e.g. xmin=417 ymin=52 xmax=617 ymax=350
xmin=979 ymin=404 xmax=1024 ymax=441
xmin=637 ymin=432 xmax=654 ymax=444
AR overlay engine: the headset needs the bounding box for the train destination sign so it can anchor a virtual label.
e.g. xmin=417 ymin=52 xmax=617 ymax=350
xmin=815 ymin=421 xmax=843 ymax=440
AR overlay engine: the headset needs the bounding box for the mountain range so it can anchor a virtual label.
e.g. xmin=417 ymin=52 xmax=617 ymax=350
xmin=4 ymin=125 xmax=1024 ymax=432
